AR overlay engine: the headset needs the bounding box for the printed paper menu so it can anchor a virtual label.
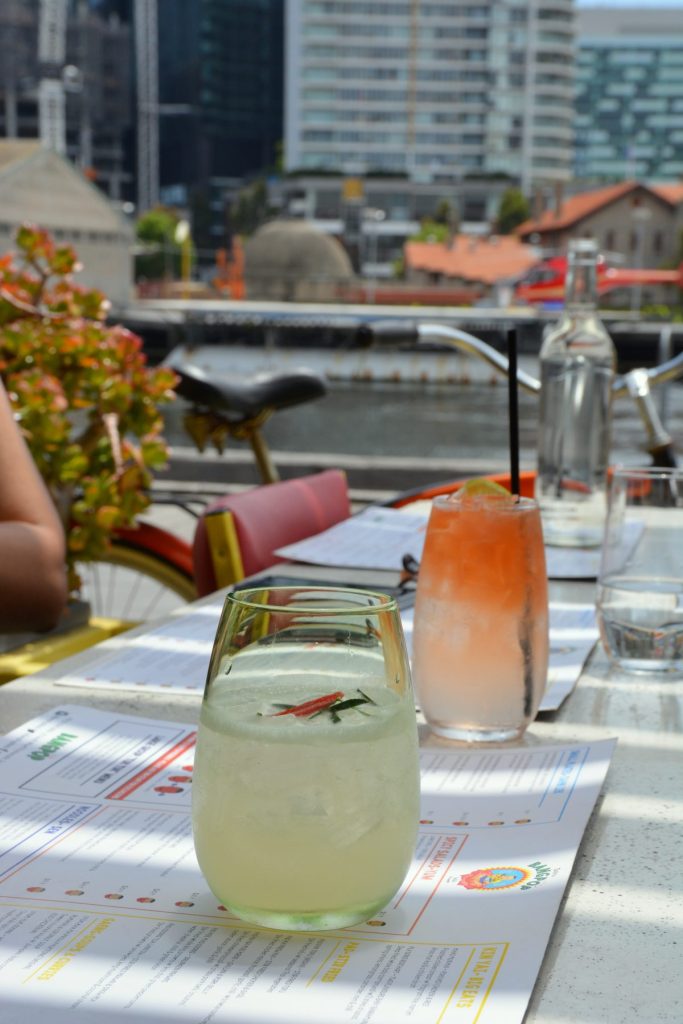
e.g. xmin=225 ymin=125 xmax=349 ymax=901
xmin=54 ymin=603 xmax=224 ymax=694
xmin=0 ymin=704 xmax=614 ymax=1024
xmin=55 ymin=600 xmax=597 ymax=712
xmin=274 ymin=503 xmax=616 ymax=581
xmin=276 ymin=506 xmax=429 ymax=570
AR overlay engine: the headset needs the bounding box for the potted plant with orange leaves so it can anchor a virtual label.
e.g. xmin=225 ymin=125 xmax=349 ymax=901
xmin=0 ymin=225 xmax=177 ymax=602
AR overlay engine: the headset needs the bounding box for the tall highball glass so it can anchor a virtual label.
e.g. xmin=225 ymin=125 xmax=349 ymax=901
xmin=192 ymin=585 xmax=420 ymax=931
xmin=412 ymin=491 xmax=549 ymax=743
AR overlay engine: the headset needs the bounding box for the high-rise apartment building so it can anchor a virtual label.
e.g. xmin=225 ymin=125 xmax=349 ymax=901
xmin=285 ymin=0 xmax=575 ymax=189
xmin=575 ymin=7 xmax=683 ymax=182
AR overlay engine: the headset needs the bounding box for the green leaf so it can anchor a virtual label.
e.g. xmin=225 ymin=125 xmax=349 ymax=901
xmin=0 ymin=225 xmax=173 ymax=596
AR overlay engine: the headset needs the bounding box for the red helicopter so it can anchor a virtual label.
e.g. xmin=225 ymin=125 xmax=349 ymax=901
xmin=514 ymin=254 xmax=683 ymax=306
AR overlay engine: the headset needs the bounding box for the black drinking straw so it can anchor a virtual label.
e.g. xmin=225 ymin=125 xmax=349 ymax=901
xmin=506 ymin=326 xmax=520 ymax=498
xmin=507 ymin=325 xmax=532 ymax=718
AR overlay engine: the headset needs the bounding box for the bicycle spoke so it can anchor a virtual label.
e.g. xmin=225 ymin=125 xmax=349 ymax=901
xmin=77 ymin=553 xmax=193 ymax=624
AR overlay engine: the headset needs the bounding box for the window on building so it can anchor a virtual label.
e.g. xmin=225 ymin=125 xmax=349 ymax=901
xmin=462 ymin=197 xmax=487 ymax=220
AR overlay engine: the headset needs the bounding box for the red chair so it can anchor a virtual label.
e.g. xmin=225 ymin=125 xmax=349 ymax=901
xmin=192 ymin=469 xmax=350 ymax=596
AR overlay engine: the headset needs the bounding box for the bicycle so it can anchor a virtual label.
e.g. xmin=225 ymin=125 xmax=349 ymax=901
xmin=357 ymin=320 xmax=682 ymax=469
xmin=76 ymin=358 xmax=328 ymax=623
xmin=77 ymin=322 xmax=683 ymax=625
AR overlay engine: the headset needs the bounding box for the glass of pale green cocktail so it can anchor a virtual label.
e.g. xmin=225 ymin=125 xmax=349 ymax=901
xmin=192 ymin=585 xmax=420 ymax=932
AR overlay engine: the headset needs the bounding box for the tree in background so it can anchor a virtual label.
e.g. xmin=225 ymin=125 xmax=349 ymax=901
xmin=644 ymin=226 xmax=683 ymax=319
xmin=394 ymin=210 xmax=457 ymax=277
xmin=433 ymin=199 xmax=460 ymax=235
xmin=229 ymin=180 xmax=273 ymax=237
xmin=496 ymin=188 xmax=531 ymax=234
xmin=410 ymin=219 xmax=451 ymax=245
xmin=135 ymin=207 xmax=183 ymax=281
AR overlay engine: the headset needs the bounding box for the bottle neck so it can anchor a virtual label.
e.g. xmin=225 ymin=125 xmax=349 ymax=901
xmin=564 ymin=257 xmax=598 ymax=312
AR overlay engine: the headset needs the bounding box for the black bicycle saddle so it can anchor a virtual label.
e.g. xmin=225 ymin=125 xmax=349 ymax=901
xmin=173 ymin=362 xmax=327 ymax=420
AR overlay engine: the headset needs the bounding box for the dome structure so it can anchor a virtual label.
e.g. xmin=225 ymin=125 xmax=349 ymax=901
xmin=244 ymin=219 xmax=354 ymax=302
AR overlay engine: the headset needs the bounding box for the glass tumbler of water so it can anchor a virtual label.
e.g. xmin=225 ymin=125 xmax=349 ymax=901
xmin=597 ymin=467 xmax=683 ymax=674
xmin=192 ymin=585 xmax=420 ymax=932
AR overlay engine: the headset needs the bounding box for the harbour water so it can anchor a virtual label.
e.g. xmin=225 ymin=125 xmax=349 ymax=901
xmin=162 ymin=374 xmax=683 ymax=485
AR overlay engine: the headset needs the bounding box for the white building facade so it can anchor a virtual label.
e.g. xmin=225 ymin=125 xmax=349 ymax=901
xmin=0 ymin=142 xmax=133 ymax=309
xmin=285 ymin=0 xmax=575 ymax=190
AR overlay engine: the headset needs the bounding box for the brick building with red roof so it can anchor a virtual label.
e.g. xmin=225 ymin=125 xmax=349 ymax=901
xmin=517 ymin=181 xmax=683 ymax=270
xmin=401 ymin=181 xmax=683 ymax=306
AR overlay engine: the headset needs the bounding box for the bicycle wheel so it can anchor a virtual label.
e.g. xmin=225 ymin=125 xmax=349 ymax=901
xmin=77 ymin=539 xmax=197 ymax=625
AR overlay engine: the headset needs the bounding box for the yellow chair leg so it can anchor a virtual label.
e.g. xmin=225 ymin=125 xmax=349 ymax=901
xmin=204 ymin=510 xmax=245 ymax=589
xmin=0 ymin=617 xmax=134 ymax=684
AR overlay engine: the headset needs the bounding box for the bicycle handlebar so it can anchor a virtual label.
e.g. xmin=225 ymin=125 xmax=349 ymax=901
xmin=357 ymin=320 xmax=683 ymax=398
xmin=358 ymin=319 xmax=682 ymax=465
xmin=356 ymin=321 xmax=538 ymax=393
xmin=416 ymin=324 xmax=541 ymax=393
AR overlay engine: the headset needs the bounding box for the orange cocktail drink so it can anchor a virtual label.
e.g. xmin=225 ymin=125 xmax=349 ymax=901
xmin=412 ymin=490 xmax=549 ymax=742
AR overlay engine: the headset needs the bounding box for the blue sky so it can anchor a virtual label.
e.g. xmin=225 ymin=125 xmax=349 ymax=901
xmin=577 ymin=1 xmax=683 ymax=5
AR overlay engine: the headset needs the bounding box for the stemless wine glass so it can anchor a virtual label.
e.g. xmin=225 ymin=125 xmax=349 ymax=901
xmin=192 ymin=585 xmax=420 ymax=932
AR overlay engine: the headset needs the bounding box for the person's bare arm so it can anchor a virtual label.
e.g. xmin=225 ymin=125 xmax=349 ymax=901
xmin=0 ymin=381 xmax=68 ymax=631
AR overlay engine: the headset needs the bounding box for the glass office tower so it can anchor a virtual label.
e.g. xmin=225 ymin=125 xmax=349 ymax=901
xmin=158 ymin=0 xmax=284 ymax=254
xmin=159 ymin=0 xmax=283 ymax=190
xmin=575 ymin=7 xmax=683 ymax=182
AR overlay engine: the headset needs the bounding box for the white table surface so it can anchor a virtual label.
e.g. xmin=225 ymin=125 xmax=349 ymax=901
xmin=0 ymin=565 xmax=680 ymax=1024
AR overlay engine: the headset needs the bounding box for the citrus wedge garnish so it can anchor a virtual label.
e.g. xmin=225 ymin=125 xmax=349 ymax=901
xmin=458 ymin=477 xmax=511 ymax=497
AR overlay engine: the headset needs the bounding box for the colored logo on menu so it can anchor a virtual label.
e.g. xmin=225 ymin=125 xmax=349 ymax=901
xmin=458 ymin=861 xmax=552 ymax=892
xmin=28 ymin=731 xmax=78 ymax=761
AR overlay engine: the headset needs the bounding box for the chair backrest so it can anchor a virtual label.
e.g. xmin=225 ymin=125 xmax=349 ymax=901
xmin=192 ymin=469 xmax=350 ymax=596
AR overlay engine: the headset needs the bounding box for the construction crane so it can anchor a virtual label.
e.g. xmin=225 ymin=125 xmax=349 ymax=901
xmin=37 ymin=0 xmax=68 ymax=155
xmin=135 ymin=0 xmax=159 ymax=212
xmin=36 ymin=0 xmax=158 ymax=211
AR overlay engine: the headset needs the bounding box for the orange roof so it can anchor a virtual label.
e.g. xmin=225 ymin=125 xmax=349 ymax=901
xmin=517 ymin=180 xmax=682 ymax=238
xmin=405 ymin=234 xmax=539 ymax=286
xmin=651 ymin=182 xmax=683 ymax=206
xmin=517 ymin=181 xmax=639 ymax=237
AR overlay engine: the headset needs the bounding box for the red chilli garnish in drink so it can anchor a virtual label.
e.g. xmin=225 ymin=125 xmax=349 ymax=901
xmin=270 ymin=691 xmax=345 ymax=718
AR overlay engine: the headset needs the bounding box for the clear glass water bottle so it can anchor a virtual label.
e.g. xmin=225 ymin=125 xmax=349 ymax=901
xmin=535 ymin=239 xmax=617 ymax=547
